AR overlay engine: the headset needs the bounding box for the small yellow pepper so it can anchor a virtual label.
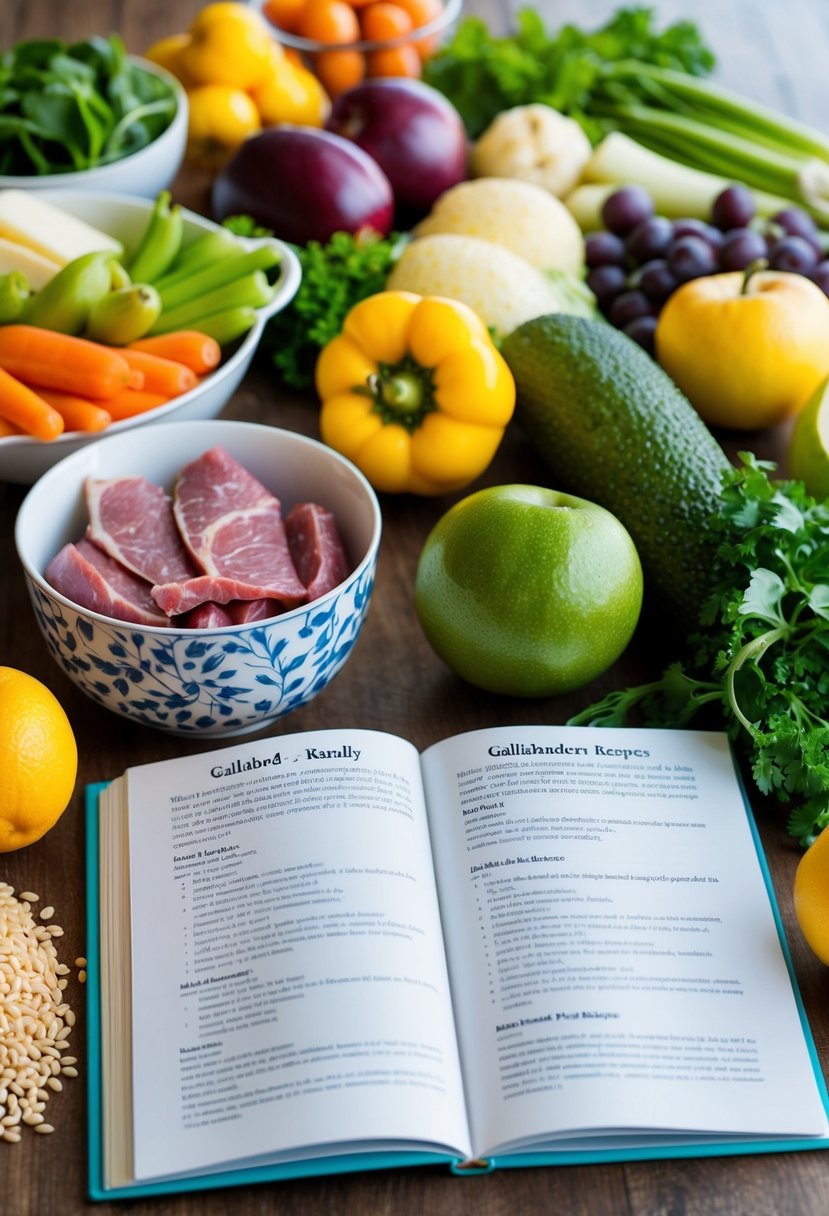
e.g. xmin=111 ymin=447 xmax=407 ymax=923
xmin=316 ymin=291 xmax=516 ymax=495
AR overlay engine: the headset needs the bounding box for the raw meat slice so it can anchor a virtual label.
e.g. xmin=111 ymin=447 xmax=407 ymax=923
xmin=85 ymin=475 xmax=198 ymax=585
xmin=227 ymin=598 xmax=280 ymax=624
xmin=153 ymin=574 xmax=301 ymax=617
xmin=45 ymin=537 xmax=169 ymax=626
xmin=182 ymin=602 xmax=235 ymax=629
xmin=160 ymin=446 xmax=307 ymax=616
xmin=285 ymin=502 xmax=350 ymax=601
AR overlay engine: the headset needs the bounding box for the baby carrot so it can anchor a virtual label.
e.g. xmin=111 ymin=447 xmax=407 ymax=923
xmin=0 ymin=365 xmax=64 ymax=441
xmin=0 ymin=326 xmax=139 ymax=399
xmin=127 ymin=330 xmax=221 ymax=376
xmin=35 ymin=388 xmax=113 ymax=434
xmin=116 ymin=348 xmax=198 ymax=396
xmin=0 ymin=417 xmax=21 ymax=438
xmin=104 ymin=388 xmax=172 ymax=421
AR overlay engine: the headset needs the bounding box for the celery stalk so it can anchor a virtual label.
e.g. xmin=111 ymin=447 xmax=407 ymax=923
xmin=158 ymin=245 xmax=282 ymax=312
xmin=149 ymin=271 xmax=273 ymax=335
xmin=578 ymin=132 xmax=796 ymax=223
xmin=599 ymin=107 xmax=829 ymax=217
xmin=605 ymin=61 xmax=829 ymax=163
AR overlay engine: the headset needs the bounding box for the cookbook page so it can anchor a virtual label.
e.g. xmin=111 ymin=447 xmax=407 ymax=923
xmin=421 ymin=725 xmax=828 ymax=1158
xmin=122 ymin=728 xmax=470 ymax=1182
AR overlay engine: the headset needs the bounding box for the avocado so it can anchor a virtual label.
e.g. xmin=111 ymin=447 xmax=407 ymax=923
xmin=501 ymin=314 xmax=732 ymax=633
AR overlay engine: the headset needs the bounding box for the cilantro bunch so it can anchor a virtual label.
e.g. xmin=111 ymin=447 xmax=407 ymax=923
xmin=571 ymin=456 xmax=829 ymax=844
xmin=423 ymin=5 xmax=715 ymax=139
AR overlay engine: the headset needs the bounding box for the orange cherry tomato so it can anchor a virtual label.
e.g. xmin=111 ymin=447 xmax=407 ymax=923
xmin=298 ymin=0 xmax=361 ymax=44
xmin=394 ymin=0 xmax=442 ymax=57
xmin=313 ymin=48 xmax=366 ymax=95
xmin=366 ymin=45 xmax=421 ymax=78
xmin=261 ymin=0 xmax=311 ymax=33
xmin=359 ymin=2 xmax=413 ymax=41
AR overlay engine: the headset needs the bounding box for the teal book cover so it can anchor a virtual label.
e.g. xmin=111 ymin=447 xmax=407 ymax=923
xmin=83 ymin=731 xmax=829 ymax=1201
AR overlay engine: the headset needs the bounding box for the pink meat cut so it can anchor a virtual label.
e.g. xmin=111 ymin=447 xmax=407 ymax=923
xmin=285 ymin=502 xmax=350 ymax=601
xmin=227 ymin=598 xmax=281 ymax=624
xmin=152 ymin=447 xmax=308 ymax=617
xmin=45 ymin=537 xmax=169 ymax=626
xmin=182 ymin=602 xmax=235 ymax=629
xmin=84 ymin=476 xmax=198 ymax=584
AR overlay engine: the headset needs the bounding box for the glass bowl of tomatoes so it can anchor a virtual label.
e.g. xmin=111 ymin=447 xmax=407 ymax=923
xmin=254 ymin=0 xmax=462 ymax=97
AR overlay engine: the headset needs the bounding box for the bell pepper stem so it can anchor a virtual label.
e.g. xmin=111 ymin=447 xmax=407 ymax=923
xmin=373 ymin=371 xmax=424 ymax=413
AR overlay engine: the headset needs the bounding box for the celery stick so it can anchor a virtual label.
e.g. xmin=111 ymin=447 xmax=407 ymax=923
xmin=149 ymin=271 xmax=273 ymax=334
xmin=607 ymin=61 xmax=829 ymax=163
xmin=580 ymin=133 xmax=795 ymax=221
xmin=158 ymin=245 xmax=281 ymax=312
xmin=181 ymin=306 xmax=257 ymax=347
xmin=153 ymin=231 xmax=241 ymax=293
xmin=610 ymin=106 xmax=813 ymax=198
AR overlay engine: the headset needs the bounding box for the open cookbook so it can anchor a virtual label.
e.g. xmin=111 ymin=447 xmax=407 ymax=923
xmin=85 ymin=724 xmax=829 ymax=1199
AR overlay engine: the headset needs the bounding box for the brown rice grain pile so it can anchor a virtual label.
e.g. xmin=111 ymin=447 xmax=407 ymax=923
xmin=0 ymin=882 xmax=78 ymax=1142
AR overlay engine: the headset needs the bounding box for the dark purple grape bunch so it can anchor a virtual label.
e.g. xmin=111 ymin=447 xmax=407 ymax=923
xmin=584 ymin=182 xmax=829 ymax=356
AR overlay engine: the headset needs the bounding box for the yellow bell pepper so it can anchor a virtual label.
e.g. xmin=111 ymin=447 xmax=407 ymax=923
xmin=316 ymin=291 xmax=516 ymax=495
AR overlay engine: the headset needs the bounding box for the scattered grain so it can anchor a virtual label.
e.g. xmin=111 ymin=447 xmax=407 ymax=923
xmin=0 ymin=885 xmax=78 ymax=1142
xmin=78 ymin=971 xmax=87 ymax=985
xmin=74 ymin=958 xmax=86 ymax=969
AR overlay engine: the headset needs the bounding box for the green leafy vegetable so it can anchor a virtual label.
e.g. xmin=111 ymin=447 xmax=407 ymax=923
xmin=570 ymin=455 xmax=829 ymax=844
xmin=425 ymin=6 xmax=829 ymax=216
xmin=423 ymin=6 xmax=716 ymax=140
xmin=0 ymin=34 xmax=178 ymax=176
xmin=261 ymin=229 xmax=407 ymax=390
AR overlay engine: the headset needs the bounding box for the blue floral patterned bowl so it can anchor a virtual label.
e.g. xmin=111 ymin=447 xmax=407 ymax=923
xmin=15 ymin=420 xmax=381 ymax=737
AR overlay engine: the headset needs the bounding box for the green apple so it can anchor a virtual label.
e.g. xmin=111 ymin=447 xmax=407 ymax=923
xmin=414 ymin=484 xmax=643 ymax=698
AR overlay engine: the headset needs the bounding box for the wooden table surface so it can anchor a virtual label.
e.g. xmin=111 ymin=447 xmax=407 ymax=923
xmin=2 ymin=1 xmax=828 ymax=1213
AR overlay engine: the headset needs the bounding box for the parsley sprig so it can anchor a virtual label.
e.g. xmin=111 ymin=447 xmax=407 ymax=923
xmin=570 ymin=455 xmax=829 ymax=844
xmin=263 ymin=230 xmax=407 ymax=390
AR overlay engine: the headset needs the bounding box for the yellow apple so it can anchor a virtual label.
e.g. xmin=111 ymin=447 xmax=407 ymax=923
xmin=655 ymin=267 xmax=829 ymax=431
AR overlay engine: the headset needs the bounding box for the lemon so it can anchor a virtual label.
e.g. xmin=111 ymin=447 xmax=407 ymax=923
xmin=787 ymin=374 xmax=829 ymax=500
xmin=0 ymin=668 xmax=78 ymax=853
xmin=182 ymin=4 xmax=274 ymax=90
xmin=794 ymin=827 xmax=829 ymax=965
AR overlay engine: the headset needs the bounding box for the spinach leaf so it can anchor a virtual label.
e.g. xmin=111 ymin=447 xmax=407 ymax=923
xmin=0 ymin=32 xmax=177 ymax=175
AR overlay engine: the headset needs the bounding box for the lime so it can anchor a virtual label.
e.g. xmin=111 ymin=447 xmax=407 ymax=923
xmin=414 ymin=484 xmax=643 ymax=698
xmin=788 ymin=374 xmax=829 ymax=499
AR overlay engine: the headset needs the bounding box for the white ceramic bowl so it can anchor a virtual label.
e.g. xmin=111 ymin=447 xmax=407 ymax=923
xmin=15 ymin=419 xmax=382 ymax=738
xmin=0 ymin=57 xmax=188 ymax=199
xmin=0 ymin=190 xmax=302 ymax=485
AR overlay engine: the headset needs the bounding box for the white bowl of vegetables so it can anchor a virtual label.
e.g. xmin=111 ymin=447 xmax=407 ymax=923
xmin=0 ymin=35 xmax=188 ymax=199
xmin=0 ymin=190 xmax=302 ymax=484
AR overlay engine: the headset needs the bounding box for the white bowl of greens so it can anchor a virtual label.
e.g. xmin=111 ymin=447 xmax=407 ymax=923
xmin=0 ymin=35 xmax=187 ymax=198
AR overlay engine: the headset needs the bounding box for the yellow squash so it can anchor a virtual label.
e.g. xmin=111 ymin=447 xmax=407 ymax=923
xmin=316 ymin=291 xmax=516 ymax=495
